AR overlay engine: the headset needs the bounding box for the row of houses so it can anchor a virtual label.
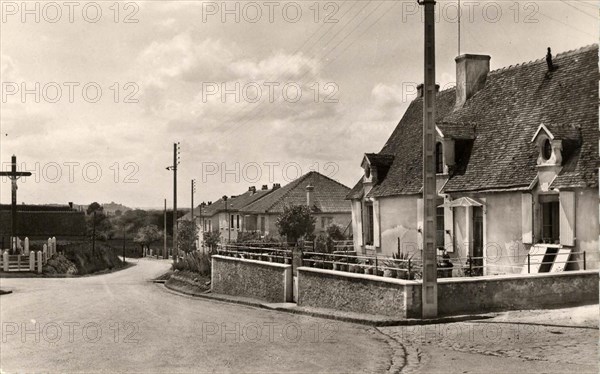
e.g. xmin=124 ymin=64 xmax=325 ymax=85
xmin=184 ymin=44 xmax=599 ymax=274
xmin=180 ymin=171 xmax=353 ymax=244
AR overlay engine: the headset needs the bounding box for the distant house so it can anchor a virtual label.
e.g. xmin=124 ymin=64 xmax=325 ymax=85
xmin=179 ymin=185 xmax=275 ymax=245
xmin=347 ymin=45 xmax=599 ymax=274
xmin=240 ymin=171 xmax=352 ymax=240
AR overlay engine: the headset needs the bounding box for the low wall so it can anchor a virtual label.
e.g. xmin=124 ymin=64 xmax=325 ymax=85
xmin=297 ymin=267 xmax=421 ymax=318
xmin=438 ymin=270 xmax=599 ymax=315
xmin=211 ymin=255 xmax=292 ymax=303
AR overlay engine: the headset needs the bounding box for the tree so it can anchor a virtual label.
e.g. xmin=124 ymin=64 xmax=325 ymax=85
xmin=177 ymin=220 xmax=199 ymax=253
xmin=326 ymin=223 xmax=347 ymax=241
xmin=133 ymin=225 xmax=163 ymax=252
xmin=86 ymin=202 xmax=113 ymax=241
xmin=276 ymin=205 xmax=316 ymax=244
xmin=203 ymin=230 xmax=221 ymax=254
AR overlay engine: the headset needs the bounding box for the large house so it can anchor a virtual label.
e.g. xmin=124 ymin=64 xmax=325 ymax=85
xmin=240 ymin=171 xmax=352 ymax=240
xmin=347 ymin=45 xmax=599 ymax=275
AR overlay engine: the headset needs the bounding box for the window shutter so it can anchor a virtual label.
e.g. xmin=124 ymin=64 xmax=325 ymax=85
xmin=373 ymin=199 xmax=381 ymax=247
xmin=521 ymin=193 xmax=533 ymax=244
xmin=444 ymin=202 xmax=453 ymax=252
xmin=352 ymin=201 xmax=363 ymax=246
xmin=559 ymin=191 xmax=576 ymax=246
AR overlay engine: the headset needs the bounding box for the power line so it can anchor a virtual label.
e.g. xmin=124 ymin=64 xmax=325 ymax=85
xmin=560 ymin=0 xmax=597 ymax=19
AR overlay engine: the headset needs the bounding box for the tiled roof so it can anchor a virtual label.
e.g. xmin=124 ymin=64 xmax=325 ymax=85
xmin=194 ymin=188 xmax=274 ymax=218
xmin=241 ymin=171 xmax=352 ymax=214
xmin=348 ymin=44 xmax=598 ymax=198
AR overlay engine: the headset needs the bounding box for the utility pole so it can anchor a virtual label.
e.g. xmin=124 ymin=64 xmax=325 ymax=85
xmin=163 ymin=198 xmax=167 ymax=259
xmin=191 ymin=179 xmax=197 ymax=251
xmin=166 ymin=143 xmax=180 ymax=262
xmin=419 ymin=0 xmax=438 ymax=318
xmin=173 ymin=143 xmax=179 ymax=262
xmin=92 ymin=211 xmax=96 ymax=254
xmin=222 ymin=195 xmax=230 ymax=243
xmin=122 ymin=226 xmax=126 ymax=263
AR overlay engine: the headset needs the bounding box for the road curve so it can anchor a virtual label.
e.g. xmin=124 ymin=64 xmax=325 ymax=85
xmin=0 ymin=258 xmax=397 ymax=373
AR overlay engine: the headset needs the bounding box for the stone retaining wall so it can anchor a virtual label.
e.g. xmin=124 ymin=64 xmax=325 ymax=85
xmin=211 ymin=255 xmax=292 ymax=303
xmin=297 ymin=267 xmax=421 ymax=318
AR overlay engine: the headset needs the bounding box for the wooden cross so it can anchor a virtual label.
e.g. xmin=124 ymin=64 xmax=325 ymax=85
xmin=0 ymin=155 xmax=32 ymax=249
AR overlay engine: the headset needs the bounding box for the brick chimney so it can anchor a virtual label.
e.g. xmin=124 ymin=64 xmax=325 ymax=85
xmin=272 ymin=183 xmax=281 ymax=190
xmin=261 ymin=185 xmax=268 ymax=190
xmin=454 ymin=54 xmax=490 ymax=109
xmin=306 ymin=184 xmax=314 ymax=208
xmin=248 ymin=186 xmax=256 ymax=194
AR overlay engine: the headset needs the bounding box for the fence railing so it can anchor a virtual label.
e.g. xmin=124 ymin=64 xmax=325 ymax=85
xmin=216 ymin=244 xmax=292 ymax=263
xmin=215 ymin=241 xmax=588 ymax=280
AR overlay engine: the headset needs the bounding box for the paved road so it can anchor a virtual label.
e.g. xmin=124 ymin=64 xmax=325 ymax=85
xmin=0 ymin=259 xmax=395 ymax=373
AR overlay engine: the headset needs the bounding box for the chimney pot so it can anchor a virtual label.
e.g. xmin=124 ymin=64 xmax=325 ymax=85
xmin=417 ymin=83 xmax=440 ymax=98
xmin=273 ymin=183 xmax=281 ymax=190
xmin=261 ymin=185 xmax=268 ymax=190
xmin=306 ymin=184 xmax=315 ymax=208
xmin=454 ymin=54 xmax=490 ymax=109
xmin=249 ymin=186 xmax=256 ymax=193
xmin=546 ymin=47 xmax=554 ymax=71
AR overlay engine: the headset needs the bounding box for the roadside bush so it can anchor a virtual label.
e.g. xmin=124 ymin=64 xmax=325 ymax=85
xmin=172 ymin=251 xmax=211 ymax=276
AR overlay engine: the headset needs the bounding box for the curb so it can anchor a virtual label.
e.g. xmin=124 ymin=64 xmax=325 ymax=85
xmin=163 ymin=280 xmax=494 ymax=326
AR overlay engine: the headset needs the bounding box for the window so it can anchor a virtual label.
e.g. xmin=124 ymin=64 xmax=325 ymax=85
xmin=230 ymin=214 xmax=234 ymax=229
xmin=541 ymin=200 xmax=560 ymax=243
xmin=365 ymin=203 xmax=374 ymax=245
xmin=435 ymin=142 xmax=444 ymax=174
xmin=542 ymin=139 xmax=552 ymax=160
xmin=436 ymin=207 xmax=445 ymax=245
xmin=260 ymin=217 xmax=266 ymax=233
xmin=321 ymin=217 xmax=326 ymax=229
xmin=236 ymin=215 xmax=240 ymax=229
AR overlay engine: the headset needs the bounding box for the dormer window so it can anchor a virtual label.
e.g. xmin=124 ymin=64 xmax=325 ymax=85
xmin=531 ymin=124 xmax=566 ymax=167
xmin=542 ymin=138 xmax=552 ymax=161
xmin=364 ymin=165 xmax=371 ymax=179
xmin=435 ymin=142 xmax=444 ymax=174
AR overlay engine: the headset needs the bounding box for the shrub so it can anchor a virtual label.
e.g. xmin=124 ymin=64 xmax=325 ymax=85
xmin=172 ymin=251 xmax=211 ymax=275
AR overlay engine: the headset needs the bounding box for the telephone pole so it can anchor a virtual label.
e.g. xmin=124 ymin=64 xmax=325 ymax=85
xmin=166 ymin=143 xmax=180 ymax=262
xmin=419 ymin=0 xmax=438 ymax=318
xmin=191 ymin=179 xmax=197 ymax=250
xmin=163 ymin=198 xmax=167 ymax=259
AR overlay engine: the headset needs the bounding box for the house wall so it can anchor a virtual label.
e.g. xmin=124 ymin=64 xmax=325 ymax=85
xmin=314 ymin=213 xmax=352 ymax=235
xmin=450 ymin=192 xmax=529 ymax=275
xmin=378 ymin=195 xmax=421 ymax=258
xmin=573 ymin=188 xmax=599 ymax=269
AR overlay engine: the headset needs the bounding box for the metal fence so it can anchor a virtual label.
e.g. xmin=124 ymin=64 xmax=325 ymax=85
xmin=216 ymin=243 xmax=292 ymax=263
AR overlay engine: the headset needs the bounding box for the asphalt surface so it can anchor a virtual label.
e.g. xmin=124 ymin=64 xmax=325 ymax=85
xmin=1 ymin=258 xmax=597 ymax=373
xmin=0 ymin=258 xmax=395 ymax=373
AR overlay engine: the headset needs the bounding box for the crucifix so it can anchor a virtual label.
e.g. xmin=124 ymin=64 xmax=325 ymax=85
xmin=0 ymin=155 xmax=32 ymax=252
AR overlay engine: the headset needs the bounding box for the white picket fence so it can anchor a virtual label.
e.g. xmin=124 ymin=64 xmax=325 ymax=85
xmin=0 ymin=237 xmax=57 ymax=273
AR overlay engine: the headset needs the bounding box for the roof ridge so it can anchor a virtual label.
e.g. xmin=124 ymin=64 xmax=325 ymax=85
xmin=490 ymin=44 xmax=598 ymax=75
xmin=263 ymin=171 xmax=313 ymax=212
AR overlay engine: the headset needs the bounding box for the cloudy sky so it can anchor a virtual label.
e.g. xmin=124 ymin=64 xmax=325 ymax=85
xmin=0 ymin=0 xmax=597 ymax=208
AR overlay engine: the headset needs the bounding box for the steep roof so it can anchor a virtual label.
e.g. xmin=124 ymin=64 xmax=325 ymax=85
xmin=348 ymin=44 xmax=598 ymax=198
xmin=241 ymin=171 xmax=352 ymax=214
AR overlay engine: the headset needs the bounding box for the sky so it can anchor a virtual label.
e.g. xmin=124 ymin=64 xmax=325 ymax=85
xmin=0 ymin=0 xmax=597 ymax=209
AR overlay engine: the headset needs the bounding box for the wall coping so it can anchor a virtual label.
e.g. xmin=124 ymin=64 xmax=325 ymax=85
xmin=438 ymin=269 xmax=599 ymax=284
xmin=298 ymin=266 xmax=421 ymax=285
xmin=212 ymin=255 xmax=292 ymax=270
